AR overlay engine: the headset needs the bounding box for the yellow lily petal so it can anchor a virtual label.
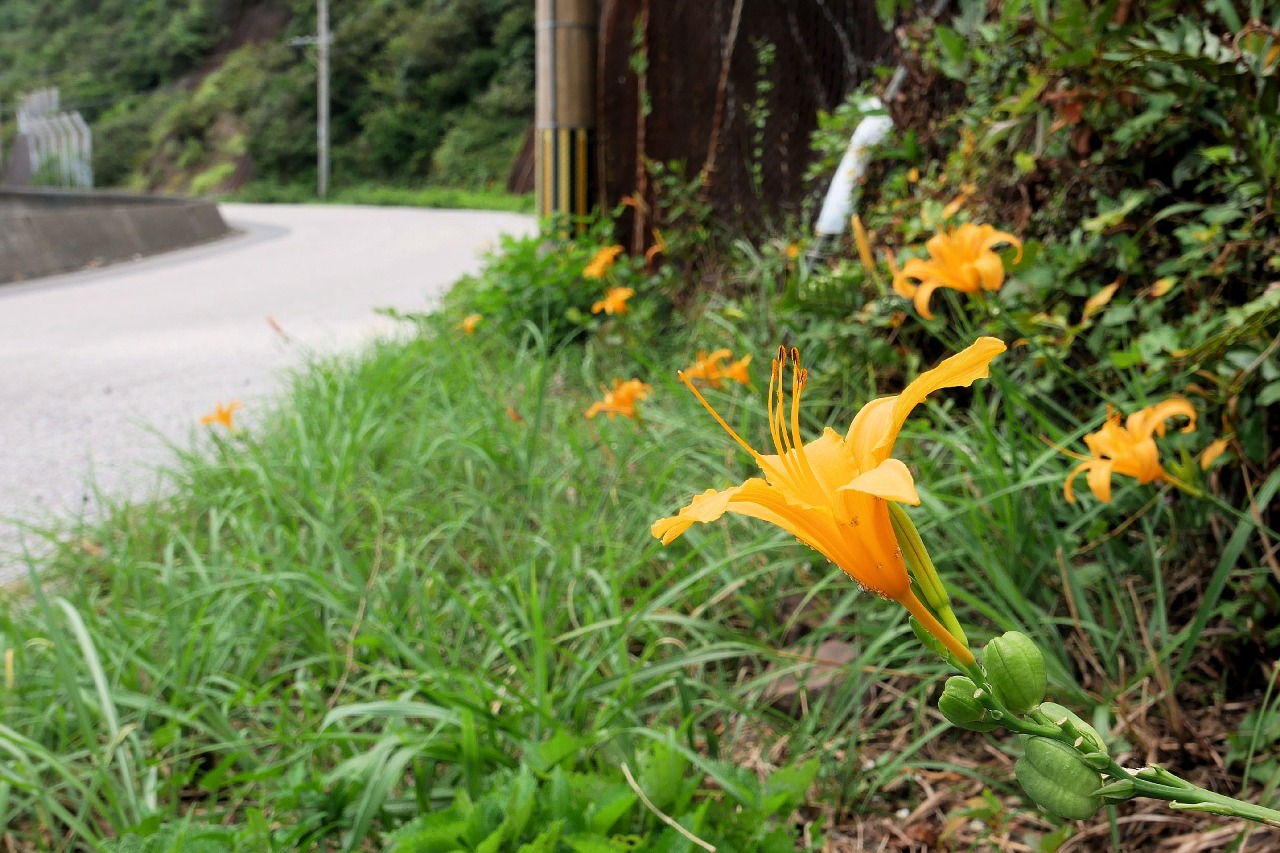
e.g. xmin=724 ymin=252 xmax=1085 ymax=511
xmin=1087 ymin=458 xmax=1115 ymax=503
xmin=651 ymin=486 xmax=743 ymax=544
xmin=912 ymin=279 xmax=944 ymax=320
xmin=1127 ymin=396 xmax=1196 ymax=438
xmin=972 ymin=252 xmax=1006 ymax=292
xmin=840 ymin=458 xmax=920 ymax=504
xmin=847 ymin=337 xmax=1007 ymax=467
xmin=890 ymin=252 xmax=921 ymax=298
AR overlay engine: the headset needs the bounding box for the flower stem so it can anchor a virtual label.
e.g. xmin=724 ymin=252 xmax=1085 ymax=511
xmin=899 ymin=589 xmax=976 ymax=666
xmin=1132 ymin=774 xmax=1280 ymax=827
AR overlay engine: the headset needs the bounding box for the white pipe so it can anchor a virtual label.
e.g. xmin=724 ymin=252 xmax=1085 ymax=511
xmin=813 ymin=96 xmax=893 ymax=236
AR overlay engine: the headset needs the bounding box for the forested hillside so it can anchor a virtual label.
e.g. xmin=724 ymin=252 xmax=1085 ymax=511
xmin=0 ymin=0 xmax=533 ymax=193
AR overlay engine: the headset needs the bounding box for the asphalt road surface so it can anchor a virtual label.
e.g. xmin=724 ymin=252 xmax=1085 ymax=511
xmin=0 ymin=203 xmax=534 ymax=579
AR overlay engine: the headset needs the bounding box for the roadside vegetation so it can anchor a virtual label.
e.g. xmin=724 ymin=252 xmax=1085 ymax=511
xmin=1 ymin=1 xmax=1278 ymax=851
xmin=226 ymin=182 xmax=533 ymax=213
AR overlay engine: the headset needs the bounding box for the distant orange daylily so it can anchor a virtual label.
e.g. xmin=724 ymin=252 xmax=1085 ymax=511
xmin=653 ymin=337 xmax=1009 ymax=665
xmin=586 ymin=378 xmax=652 ymax=420
xmin=1063 ymin=397 xmax=1197 ymax=503
xmin=683 ymin=349 xmax=752 ymax=389
xmin=459 ymin=313 xmax=482 ymax=335
xmin=722 ymin=354 xmax=752 ymax=387
xmin=201 ymin=400 xmax=242 ymax=431
xmin=584 ymin=245 xmax=625 ymax=279
xmin=891 ymin=223 xmax=1022 ymax=320
xmin=592 ymin=286 xmax=635 ymax=316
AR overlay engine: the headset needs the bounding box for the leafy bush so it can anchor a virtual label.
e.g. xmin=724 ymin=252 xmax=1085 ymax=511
xmin=778 ymin=0 xmax=1280 ymax=723
xmin=450 ymin=218 xmax=674 ymax=351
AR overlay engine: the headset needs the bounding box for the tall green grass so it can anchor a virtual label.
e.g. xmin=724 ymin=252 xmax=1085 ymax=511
xmin=1 ymin=296 xmax=1275 ymax=849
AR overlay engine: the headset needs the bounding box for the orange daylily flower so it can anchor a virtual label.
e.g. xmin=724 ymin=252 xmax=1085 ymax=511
xmin=653 ymin=337 xmax=1008 ymax=665
xmin=586 ymin=378 xmax=652 ymax=420
xmin=201 ymin=400 xmax=242 ymax=430
xmin=1063 ymin=397 xmax=1197 ymax=504
xmin=684 ymin=349 xmax=752 ymax=389
xmin=892 ymin=223 xmax=1022 ymax=320
xmin=584 ymin=245 xmax=625 ymax=279
xmin=459 ymin=313 xmax=482 ymax=335
xmin=592 ymin=286 xmax=635 ymax=316
xmin=723 ymin=354 xmax=752 ymax=387
xmin=683 ymin=349 xmax=732 ymax=386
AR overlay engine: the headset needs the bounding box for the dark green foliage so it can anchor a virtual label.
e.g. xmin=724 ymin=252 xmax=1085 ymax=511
xmin=0 ymin=0 xmax=533 ymax=191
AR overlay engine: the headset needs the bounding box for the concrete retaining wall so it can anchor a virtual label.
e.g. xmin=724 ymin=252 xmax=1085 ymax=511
xmin=0 ymin=189 xmax=230 ymax=283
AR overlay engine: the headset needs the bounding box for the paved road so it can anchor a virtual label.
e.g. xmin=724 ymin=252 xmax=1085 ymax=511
xmin=0 ymin=203 xmax=534 ymax=577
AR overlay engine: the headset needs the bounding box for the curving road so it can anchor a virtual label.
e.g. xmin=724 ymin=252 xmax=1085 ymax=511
xmin=0 ymin=203 xmax=534 ymax=577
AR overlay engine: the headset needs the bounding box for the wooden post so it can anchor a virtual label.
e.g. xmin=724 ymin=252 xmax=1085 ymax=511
xmin=535 ymin=0 xmax=597 ymax=228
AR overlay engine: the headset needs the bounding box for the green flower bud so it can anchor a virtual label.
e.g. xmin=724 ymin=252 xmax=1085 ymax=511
xmin=1093 ymin=779 xmax=1136 ymax=802
xmin=984 ymin=631 xmax=1047 ymax=714
xmin=1039 ymin=701 xmax=1106 ymax=753
xmin=939 ymin=676 xmax=999 ymax=732
xmin=1015 ymin=737 xmax=1103 ymax=820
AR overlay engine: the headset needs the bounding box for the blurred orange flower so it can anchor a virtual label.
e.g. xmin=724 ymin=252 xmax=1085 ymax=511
xmin=459 ymin=313 xmax=482 ymax=335
xmin=653 ymin=337 xmax=1008 ymax=666
xmin=584 ymin=245 xmax=624 ymax=279
xmin=684 ymin=349 xmax=751 ymax=389
xmin=891 ymin=223 xmax=1022 ymax=320
xmin=592 ymin=287 xmax=635 ymax=316
xmin=586 ymin=378 xmax=652 ymax=420
xmin=1063 ymin=397 xmax=1197 ymax=503
xmin=201 ymin=400 xmax=242 ymax=431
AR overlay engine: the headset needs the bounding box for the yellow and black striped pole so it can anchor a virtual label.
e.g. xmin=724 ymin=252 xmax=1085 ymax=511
xmin=536 ymin=0 xmax=596 ymax=229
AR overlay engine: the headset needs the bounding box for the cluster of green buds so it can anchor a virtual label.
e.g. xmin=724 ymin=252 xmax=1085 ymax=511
xmin=936 ymin=630 xmax=1107 ymax=820
xmin=893 ymin=506 xmax=1280 ymax=828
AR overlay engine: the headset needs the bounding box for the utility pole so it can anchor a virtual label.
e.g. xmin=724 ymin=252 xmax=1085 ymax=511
xmin=290 ymin=0 xmax=331 ymax=198
xmin=317 ymin=0 xmax=330 ymax=198
xmin=535 ymin=0 xmax=596 ymax=228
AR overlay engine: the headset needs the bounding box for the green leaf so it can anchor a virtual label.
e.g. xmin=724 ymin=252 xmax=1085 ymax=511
xmin=565 ymin=835 xmax=631 ymax=853
xmin=762 ymin=759 xmax=820 ymax=816
xmin=638 ymin=740 xmax=690 ymax=813
xmin=588 ymin=787 xmax=639 ymax=835
xmin=516 ymin=820 xmax=565 ymax=853
xmin=1258 ymin=381 xmax=1280 ymax=407
xmin=526 ymin=730 xmax=588 ymax=774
